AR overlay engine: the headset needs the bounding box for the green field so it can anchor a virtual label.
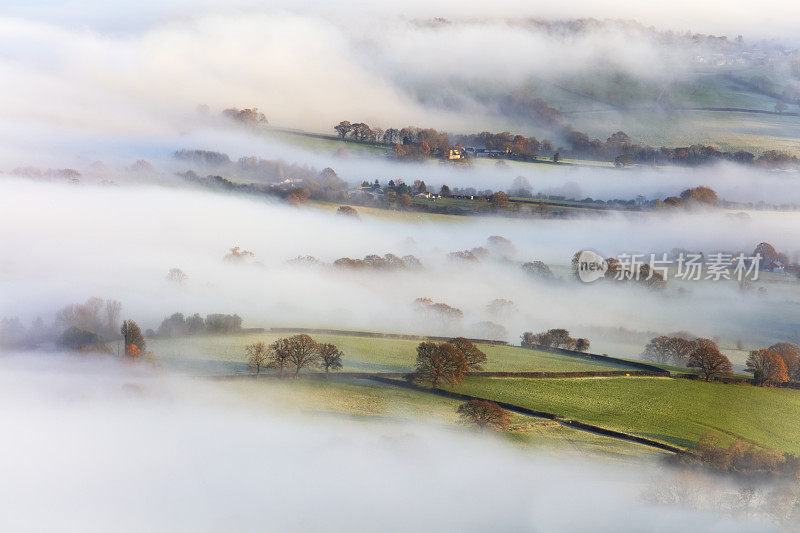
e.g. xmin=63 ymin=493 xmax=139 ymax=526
xmin=215 ymin=375 xmax=667 ymax=461
xmin=149 ymin=329 xmax=800 ymax=458
xmin=432 ymin=376 xmax=800 ymax=453
xmin=150 ymin=332 xmax=634 ymax=374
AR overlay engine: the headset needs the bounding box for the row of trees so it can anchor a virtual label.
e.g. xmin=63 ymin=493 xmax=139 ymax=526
xmin=644 ymin=335 xmax=733 ymax=381
xmin=153 ymin=312 xmax=242 ymax=338
xmin=521 ymin=329 xmax=590 ymax=352
xmin=288 ymin=253 xmax=423 ymax=271
xmin=645 ymin=334 xmax=800 ymax=385
xmin=678 ymin=431 xmax=800 ymax=478
xmin=414 ymin=298 xmax=464 ymax=322
xmin=334 ymin=121 xmax=452 ymax=154
xmin=245 ymin=335 xmax=343 ymax=377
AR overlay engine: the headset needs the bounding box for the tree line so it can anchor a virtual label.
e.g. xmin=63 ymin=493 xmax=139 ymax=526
xmin=151 ymin=312 xmax=243 ymax=338
xmin=244 ymin=334 xmax=343 ymax=377
xmin=521 ymin=329 xmax=590 ymax=352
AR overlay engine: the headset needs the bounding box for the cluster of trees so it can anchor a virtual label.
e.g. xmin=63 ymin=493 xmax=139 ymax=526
xmin=753 ymin=242 xmax=791 ymax=267
xmin=55 ymin=297 xmax=121 ymax=341
xmin=486 ymin=298 xmax=517 ymax=317
xmin=410 ymin=338 xmax=487 ymax=387
xmin=453 ymin=131 xmax=554 ymax=159
xmin=448 ymin=236 xmax=520 ymax=264
xmin=179 ymin=164 xmax=348 ymax=206
xmin=10 ymin=167 xmax=83 ymax=182
xmin=414 ymin=298 xmax=464 ymax=322
xmin=657 ymin=186 xmax=720 ymax=208
xmin=176 ymin=150 xmax=324 ymax=185
xmin=1 ymin=297 xmax=121 ymax=351
xmin=680 ymin=431 xmax=800 ymax=478
xmin=333 ymin=104 xmax=797 ymax=170
xmin=288 ymin=253 xmax=423 ymax=270
xmin=521 ymin=329 xmax=590 ymax=352
xmin=223 ymin=246 xmax=256 ymax=263
xmin=570 ymin=251 xmax=667 ymax=289
xmin=334 ymin=254 xmax=423 ymax=271
xmin=522 ymin=261 xmax=554 ymax=280
xmin=244 ymin=335 xmax=343 ymax=377
xmin=57 ymin=326 xmax=111 ymax=353
xmin=642 ymin=335 xmax=698 ymax=365
xmin=334 ymin=121 xmax=453 ymax=157
xmin=152 ymin=312 xmax=242 ymax=338
xmin=745 ymin=343 xmax=800 ymax=386
xmin=221 ymin=107 xmax=268 ymax=126
xmin=646 ymin=334 xmax=799 ymax=385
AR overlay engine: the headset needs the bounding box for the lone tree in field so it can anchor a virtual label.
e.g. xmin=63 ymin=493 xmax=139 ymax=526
xmin=687 ymin=338 xmax=733 ymax=381
xmin=457 ymin=400 xmax=510 ymax=431
xmin=246 ymin=341 xmax=270 ymax=376
xmin=120 ymin=320 xmax=145 ymax=356
xmin=449 ymin=337 xmax=487 ymax=370
xmin=336 ymin=205 xmax=360 ymax=219
xmin=286 ymin=334 xmax=320 ymax=378
xmin=414 ymin=341 xmax=469 ymax=388
xmin=269 ymin=337 xmax=293 ymax=377
xmin=745 ymin=349 xmax=789 ymax=386
xmin=318 ymin=343 xmax=344 ymax=374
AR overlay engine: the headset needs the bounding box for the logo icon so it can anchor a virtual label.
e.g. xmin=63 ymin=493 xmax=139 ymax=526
xmin=576 ymin=250 xmax=607 ymax=283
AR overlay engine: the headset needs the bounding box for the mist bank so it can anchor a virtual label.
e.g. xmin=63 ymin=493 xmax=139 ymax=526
xmin=2 ymin=177 xmax=800 ymax=356
xmin=1 ymin=3 xmax=798 ymax=169
xmin=0 ymin=353 xmax=771 ymax=532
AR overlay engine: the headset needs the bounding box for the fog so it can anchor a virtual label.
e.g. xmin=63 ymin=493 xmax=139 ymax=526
xmin=0 ymin=353 xmax=770 ymax=532
xmin=1 ymin=1 xmax=798 ymax=169
xmin=2 ymin=176 xmax=799 ymax=359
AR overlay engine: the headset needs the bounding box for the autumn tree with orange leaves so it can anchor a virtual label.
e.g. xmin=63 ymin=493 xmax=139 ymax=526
xmin=746 ymin=349 xmax=790 ymax=386
xmin=120 ymin=320 xmax=145 ymax=357
xmin=457 ymin=400 xmax=510 ymax=430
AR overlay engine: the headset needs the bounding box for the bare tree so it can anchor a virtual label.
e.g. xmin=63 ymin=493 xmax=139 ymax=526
xmin=286 ymin=334 xmax=320 ymax=378
xmin=246 ymin=341 xmax=269 ymax=376
xmin=318 ymin=343 xmax=343 ymax=374
xmin=269 ymin=337 xmax=293 ymax=377
xmin=104 ymin=299 xmax=121 ymax=337
xmin=687 ymin=338 xmax=732 ymax=381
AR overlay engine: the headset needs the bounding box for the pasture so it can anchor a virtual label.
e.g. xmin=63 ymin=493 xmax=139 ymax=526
xmin=149 ymin=331 xmax=636 ymax=374
xmin=436 ymin=376 xmax=800 ymax=453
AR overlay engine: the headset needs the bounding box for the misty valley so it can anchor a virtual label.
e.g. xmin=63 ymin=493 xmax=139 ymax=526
xmin=2 ymin=2 xmax=800 ymax=532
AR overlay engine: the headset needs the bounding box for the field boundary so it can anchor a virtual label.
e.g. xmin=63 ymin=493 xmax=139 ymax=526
xmin=520 ymin=344 xmax=669 ymax=375
xmin=366 ymin=376 xmax=689 ymax=455
xmin=208 ymin=369 xmax=663 ymax=380
xmin=268 ymin=327 xmax=508 ymax=345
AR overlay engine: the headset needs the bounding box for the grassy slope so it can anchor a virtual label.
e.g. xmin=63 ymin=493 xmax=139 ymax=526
xmin=441 ymin=376 xmax=800 ymax=453
xmin=150 ymin=332 xmax=634 ymax=374
xmin=218 ymin=376 xmax=665 ymax=461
